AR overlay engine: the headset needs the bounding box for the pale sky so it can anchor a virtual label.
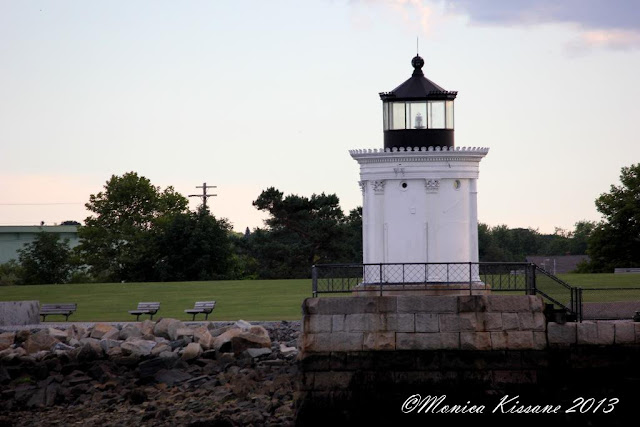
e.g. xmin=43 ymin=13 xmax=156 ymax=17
xmin=1 ymin=0 xmax=639 ymax=233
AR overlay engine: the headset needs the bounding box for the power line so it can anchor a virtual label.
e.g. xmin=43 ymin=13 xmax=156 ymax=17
xmin=0 ymin=203 xmax=82 ymax=206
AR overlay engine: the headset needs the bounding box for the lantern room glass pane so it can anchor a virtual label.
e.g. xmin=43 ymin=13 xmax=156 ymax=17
xmin=408 ymin=102 xmax=427 ymax=129
xmin=391 ymin=102 xmax=406 ymax=130
xmin=428 ymin=101 xmax=445 ymax=129
xmin=405 ymin=103 xmax=411 ymax=129
xmin=383 ymin=103 xmax=389 ymax=130
xmin=445 ymin=100 xmax=454 ymax=129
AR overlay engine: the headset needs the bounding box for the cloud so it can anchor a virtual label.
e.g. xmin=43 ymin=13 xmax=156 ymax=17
xmin=577 ymin=29 xmax=640 ymax=51
xmin=443 ymin=0 xmax=640 ymax=49
xmin=350 ymin=0 xmax=438 ymax=36
xmin=387 ymin=0 xmax=435 ymax=35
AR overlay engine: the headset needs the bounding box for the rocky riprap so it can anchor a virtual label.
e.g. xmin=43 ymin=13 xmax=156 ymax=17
xmin=0 ymin=319 xmax=300 ymax=426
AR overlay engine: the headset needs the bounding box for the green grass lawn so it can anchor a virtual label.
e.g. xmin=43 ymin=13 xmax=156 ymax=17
xmin=559 ymin=273 xmax=640 ymax=288
xmin=483 ymin=273 xmax=640 ymax=305
xmin=559 ymin=273 xmax=640 ymax=303
xmin=2 ymin=274 xmax=638 ymax=322
xmin=0 ymin=279 xmax=313 ymax=322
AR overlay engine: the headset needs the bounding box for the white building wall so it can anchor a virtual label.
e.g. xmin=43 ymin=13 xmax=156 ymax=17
xmin=352 ymin=147 xmax=488 ymax=283
xmin=0 ymin=226 xmax=80 ymax=264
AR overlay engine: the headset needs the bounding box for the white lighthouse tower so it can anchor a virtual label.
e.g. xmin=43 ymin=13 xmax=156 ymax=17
xmin=351 ymin=54 xmax=488 ymax=286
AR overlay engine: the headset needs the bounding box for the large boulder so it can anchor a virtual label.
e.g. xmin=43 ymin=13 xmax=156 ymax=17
xmin=46 ymin=328 xmax=68 ymax=342
xmin=174 ymin=328 xmax=194 ymax=341
xmin=138 ymin=357 xmax=168 ymax=378
xmin=212 ymin=322 xmax=271 ymax=355
xmin=52 ymin=342 xmax=75 ymax=352
xmin=90 ymin=323 xmax=119 ymax=340
xmin=168 ymin=321 xmax=187 ymax=341
xmin=99 ymin=339 xmax=122 ymax=353
xmin=235 ymin=319 xmax=252 ymax=329
xmin=154 ymin=369 xmax=192 ymax=386
xmin=0 ymin=300 xmax=39 ymax=326
xmin=77 ymin=338 xmax=104 ymax=361
xmin=66 ymin=325 xmax=86 ymax=341
xmin=151 ymin=342 xmax=171 ymax=357
xmin=280 ymin=343 xmax=298 ymax=358
xmin=119 ymin=324 xmax=142 ymax=340
xmin=209 ymin=324 xmax=234 ymax=337
xmin=153 ymin=318 xmax=185 ymax=340
xmin=193 ymin=326 xmax=214 ymax=350
xmin=181 ymin=342 xmax=202 ymax=361
xmin=140 ymin=319 xmax=155 ymax=336
xmin=244 ymin=347 xmax=272 ymax=359
xmin=121 ymin=339 xmax=157 ymax=357
xmin=15 ymin=329 xmax=30 ymax=344
xmin=0 ymin=346 xmax=26 ymax=362
xmin=0 ymin=332 xmax=15 ymax=351
xmin=23 ymin=331 xmax=59 ymax=354
xmin=106 ymin=346 xmax=123 ymax=358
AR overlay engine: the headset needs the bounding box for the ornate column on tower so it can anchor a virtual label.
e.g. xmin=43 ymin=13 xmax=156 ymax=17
xmin=351 ymin=54 xmax=488 ymax=288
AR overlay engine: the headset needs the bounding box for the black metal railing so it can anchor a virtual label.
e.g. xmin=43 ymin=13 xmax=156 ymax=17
xmin=313 ymin=262 xmax=540 ymax=294
xmin=479 ymin=262 xmax=535 ymax=295
xmin=532 ymin=265 xmax=578 ymax=319
xmin=312 ymin=262 xmax=584 ymax=320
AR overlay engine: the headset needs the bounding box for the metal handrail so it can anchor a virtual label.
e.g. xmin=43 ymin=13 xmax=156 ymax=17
xmin=534 ymin=265 xmax=574 ymax=290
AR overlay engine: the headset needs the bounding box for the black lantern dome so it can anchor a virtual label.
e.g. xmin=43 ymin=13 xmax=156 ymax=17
xmin=380 ymin=55 xmax=457 ymax=149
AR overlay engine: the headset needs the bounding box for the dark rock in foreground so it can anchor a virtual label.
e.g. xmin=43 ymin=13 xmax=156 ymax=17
xmin=0 ymin=319 xmax=300 ymax=426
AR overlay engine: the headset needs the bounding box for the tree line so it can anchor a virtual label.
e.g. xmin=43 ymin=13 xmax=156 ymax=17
xmin=1 ymin=164 xmax=638 ymax=285
xmin=0 ymin=172 xmax=361 ymax=285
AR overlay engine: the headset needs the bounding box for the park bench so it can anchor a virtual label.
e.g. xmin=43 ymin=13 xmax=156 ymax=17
xmin=128 ymin=302 xmax=160 ymax=321
xmin=40 ymin=303 xmax=77 ymax=322
xmin=184 ymin=301 xmax=216 ymax=321
xmin=614 ymin=268 xmax=640 ymax=274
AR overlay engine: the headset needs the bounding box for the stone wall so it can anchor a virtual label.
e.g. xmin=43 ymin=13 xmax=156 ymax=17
xmin=297 ymin=295 xmax=640 ymax=426
xmin=296 ymin=347 xmax=640 ymax=426
xmin=302 ymin=295 xmax=548 ymax=352
xmin=0 ymin=301 xmax=39 ymax=326
xmin=548 ymin=321 xmax=640 ymax=346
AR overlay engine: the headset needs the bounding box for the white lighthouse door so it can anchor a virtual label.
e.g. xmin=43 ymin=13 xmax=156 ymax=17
xmin=383 ymin=180 xmax=427 ymax=282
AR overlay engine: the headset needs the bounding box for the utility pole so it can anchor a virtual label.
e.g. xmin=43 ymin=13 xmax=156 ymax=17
xmin=189 ymin=182 xmax=217 ymax=210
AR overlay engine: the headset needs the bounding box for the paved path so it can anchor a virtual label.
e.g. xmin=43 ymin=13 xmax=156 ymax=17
xmin=0 ymin=320 xmax=297 ymax=332
xmin=582 ymin=301 xmax=640 ymax=320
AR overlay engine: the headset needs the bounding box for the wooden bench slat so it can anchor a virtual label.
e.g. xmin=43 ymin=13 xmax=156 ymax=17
xmin=184 ymin=301 xmax=216 ymax=320
xmin=129 ymin=302 xmax=160 ymax=320
xmin=41 ymin=304 xmax=77 ymax=309
xmin=40 ymin=303 xmax=77 ymax=321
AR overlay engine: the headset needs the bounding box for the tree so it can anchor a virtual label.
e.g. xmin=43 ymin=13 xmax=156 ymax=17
xmin=249 ymin=188 xmax=359 ymax=278
xmin=337 ymin=207 xmax=363 ymax=263
xmin=568 ymin=220 xmax=595 ymax=255
xmin=241 ymin=227 xmax=300 ymax=279
xmin=77 ymin=172 xmax=188 ymax=282
xmin=0 ymin=260 xmax=23 ymax=286
xmin=253 ymin=188 xmax=347 ymax=267
xmin=150 ymin=207 xmax=234 ymax=281
xmin=18 ymin=233 xmax=72 ymax=284
xmin=584 ymin=164 xmax=640 ymax=272
xmin=477 ymin=222 xmax=592 ymax=262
